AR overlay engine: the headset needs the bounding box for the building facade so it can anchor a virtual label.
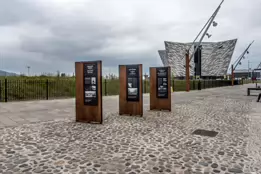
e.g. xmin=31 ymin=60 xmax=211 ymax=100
xmin=159 ymin=39 xmax=238 ymax=79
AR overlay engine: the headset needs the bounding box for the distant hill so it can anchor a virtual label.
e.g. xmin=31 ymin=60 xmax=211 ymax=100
xmin=0 ymin=70 xmax=18 ymax=76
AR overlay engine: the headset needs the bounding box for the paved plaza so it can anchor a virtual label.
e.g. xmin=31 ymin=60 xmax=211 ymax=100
xmin=0 ymin=84 xmax=261 ymax=174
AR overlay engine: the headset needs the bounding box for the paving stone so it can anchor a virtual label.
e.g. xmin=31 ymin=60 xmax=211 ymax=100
xmin=34 ymin=168 xmax=44 ymax=173
xmin=220 ymin=166 xmax=226 ymax=171
xmin=211 ymin=163 xmax=218 ymax=168
xmin=19 ymin=164 xmax=28 ymax=168
xmin=14 ymin=159 xmax=28 ymax=164
xmin=199 ymin=161 xmax=209 ymax=167
xmin=218 ymin=151 xmax=225 ymax=155
xmin=228 ymin=168 xmax=243 ymax=173
xmin=213 ymin=169 xmax=221 ymax=173
xmin=22 ymin=168 xmax=32 ymax=172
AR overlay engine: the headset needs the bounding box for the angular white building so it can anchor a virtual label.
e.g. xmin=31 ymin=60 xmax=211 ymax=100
xmin=159 ymin=39 xmax=237 ymax=78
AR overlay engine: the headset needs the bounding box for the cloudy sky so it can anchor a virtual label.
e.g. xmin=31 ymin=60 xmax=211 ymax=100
xmin=0 ymin=0 xmax=260 ymax=76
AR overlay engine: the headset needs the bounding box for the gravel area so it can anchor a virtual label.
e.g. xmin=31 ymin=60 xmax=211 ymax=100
xmin=0 ymin=86 xmax=260 ymax=174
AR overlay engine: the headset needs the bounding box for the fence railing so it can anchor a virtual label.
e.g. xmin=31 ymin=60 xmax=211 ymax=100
xmin=0 ymin=78 xmax=244 ymax=102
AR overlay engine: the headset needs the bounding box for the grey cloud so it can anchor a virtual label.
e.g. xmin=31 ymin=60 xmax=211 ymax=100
xmin=0 ymin=0 xmax=261 ymax=75
xmin=0 ymin=0 xmax=46 ymax=26
xmin=20 ymin=35 xmax=107 ymax=57
xmin=18 ymin=16 xmax=162 ymax=68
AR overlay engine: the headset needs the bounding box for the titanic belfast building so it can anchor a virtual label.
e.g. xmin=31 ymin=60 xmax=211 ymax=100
xmin=158 ymin=39 xmax=237 ymax=79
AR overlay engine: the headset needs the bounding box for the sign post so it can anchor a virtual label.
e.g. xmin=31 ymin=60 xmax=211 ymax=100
xmin=150 ymin=67 xmax=171 ymax=111
xmin=119 ymin=64 xmax=143 ymax=116
xmin=75 ymin=61 xmax=103 ymax=124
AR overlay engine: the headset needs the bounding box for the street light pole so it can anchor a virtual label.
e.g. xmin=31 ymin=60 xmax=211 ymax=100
xmin=230 ymin=40 xmax=254 ymax=84
xmin=185 ymin=0 xmax=224 ymax=92
xmin=185 ymin=51 xmax=190 ymax=91
xmin=231 ymin=64 xmax=234 ymax=86
xmin=233 ymin=41 xmax=254 ymax=71
xmin=189 ymin=0 xmax=224 ymax=62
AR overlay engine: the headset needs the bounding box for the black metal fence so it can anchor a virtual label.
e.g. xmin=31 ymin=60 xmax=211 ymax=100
xmin=0 ymin=78 xmax=243 ymax=102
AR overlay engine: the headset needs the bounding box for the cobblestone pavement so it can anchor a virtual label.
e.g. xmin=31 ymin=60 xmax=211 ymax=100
xmin=0 ymin=84 xmax=261 ymax=174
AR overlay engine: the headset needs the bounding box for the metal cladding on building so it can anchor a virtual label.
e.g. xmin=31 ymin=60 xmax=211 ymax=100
xmin=158 ymin=39 xmax=238 ymax=77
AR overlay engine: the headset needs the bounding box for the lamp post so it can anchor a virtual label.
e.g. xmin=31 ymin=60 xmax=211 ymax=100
xmin=185 ymin=0 xmax=224 ymax=92
xmin=231 ymin=64 xmax=234 ymax=86
xmin=231 ymin=40 xmax=254 ymax=84
xmin=185 ymin=51 xmax=190 ymax=91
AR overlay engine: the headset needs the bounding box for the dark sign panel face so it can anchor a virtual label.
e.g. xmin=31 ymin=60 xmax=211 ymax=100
xmin=126 ymin=65 xmax=140 ymax=102
xmin=156 ymin=67 xmax=168 ymax=98
xmin=83 ymin=62 xmax=98 ymax=105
